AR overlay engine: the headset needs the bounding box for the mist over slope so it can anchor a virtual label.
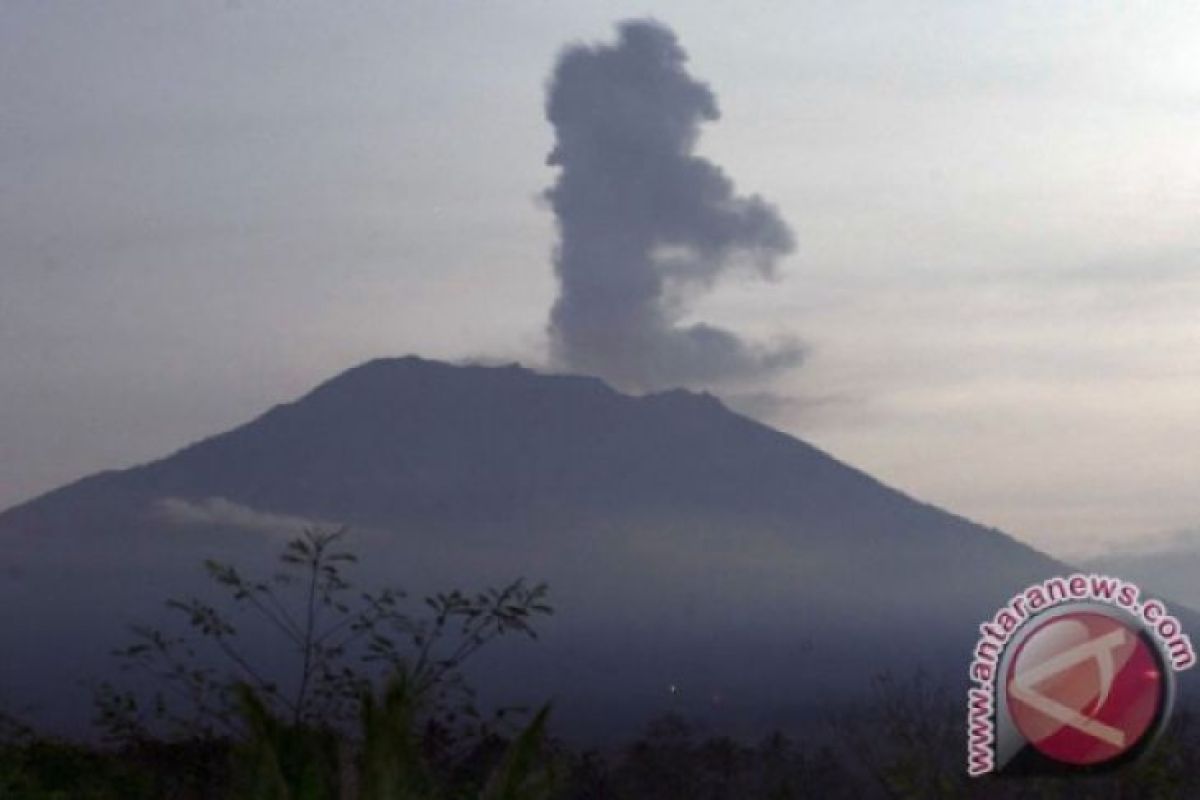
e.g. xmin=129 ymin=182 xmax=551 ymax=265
xmin=1 ymin=357 xmax=1074 ymax=736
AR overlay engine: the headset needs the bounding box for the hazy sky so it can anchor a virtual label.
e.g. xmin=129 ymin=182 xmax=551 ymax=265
xmin=3 ymin=2 xmax=1199 ymax=559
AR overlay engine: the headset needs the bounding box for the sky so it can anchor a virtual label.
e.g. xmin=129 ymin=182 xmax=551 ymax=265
xmin=3 ymin=1 xmax=1199 ymax=559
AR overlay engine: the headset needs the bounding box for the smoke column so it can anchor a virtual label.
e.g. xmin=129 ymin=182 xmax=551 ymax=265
xmin=544 ymin=19 xmax=800 ymax=391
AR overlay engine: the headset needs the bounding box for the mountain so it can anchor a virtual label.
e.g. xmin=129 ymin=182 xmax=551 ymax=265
xmin=0 ymin=357 xmax=1082 ymax=737
xmin=1083 ymin=529 xmax=1200 ymax=611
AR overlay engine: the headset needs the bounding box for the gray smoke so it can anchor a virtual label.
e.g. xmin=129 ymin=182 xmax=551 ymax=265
xmin=544 ymin=20 xmax=801 ymax=391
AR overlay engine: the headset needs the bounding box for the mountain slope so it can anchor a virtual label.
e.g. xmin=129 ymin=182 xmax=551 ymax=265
xmin=0 ymin=356 xmax=1074 ymax=736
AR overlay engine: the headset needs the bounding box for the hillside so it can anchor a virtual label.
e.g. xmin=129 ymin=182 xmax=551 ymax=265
xmin=0 ymin=357 xmax=1072 ymax=736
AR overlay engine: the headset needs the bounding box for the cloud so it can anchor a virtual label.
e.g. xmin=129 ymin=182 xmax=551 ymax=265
xmin=151 ymin=496 xmax=335 ymax=537
xmin=543 ymin=19 xmax=801 ymax=391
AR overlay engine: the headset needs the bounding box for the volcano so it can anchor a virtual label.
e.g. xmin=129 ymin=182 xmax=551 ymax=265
xmin=0 ymin=357 xmax=1075 ymax=737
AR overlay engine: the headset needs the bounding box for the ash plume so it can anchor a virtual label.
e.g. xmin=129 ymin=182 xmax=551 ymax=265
xmin=543 ymin=19 xmax=801 ymax=391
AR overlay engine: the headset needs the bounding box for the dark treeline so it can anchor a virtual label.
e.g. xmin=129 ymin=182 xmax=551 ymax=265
xmin=5 ymin=696 xmax=1200 ymax=799
xmin=4 ymin=529 xmax=1199 ymax=799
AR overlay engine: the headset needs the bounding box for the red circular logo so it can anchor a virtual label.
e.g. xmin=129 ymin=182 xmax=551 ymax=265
xmin=1005 ymin=611 xmax=1165 ymax=766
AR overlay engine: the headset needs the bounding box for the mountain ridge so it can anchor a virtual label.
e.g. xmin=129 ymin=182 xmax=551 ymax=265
xmin=2 ymin=356 xmax=1043 ymax=556
xmin=0 ymin=355 xmax=1097 ymax=736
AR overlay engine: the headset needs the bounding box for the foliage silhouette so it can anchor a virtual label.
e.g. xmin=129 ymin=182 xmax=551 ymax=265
xmin=95 ymin=526 xmax=552 ymax=746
